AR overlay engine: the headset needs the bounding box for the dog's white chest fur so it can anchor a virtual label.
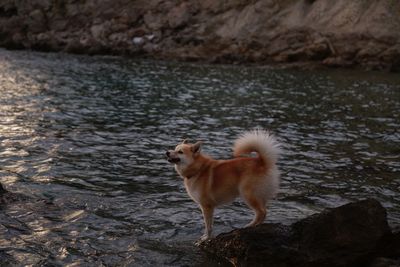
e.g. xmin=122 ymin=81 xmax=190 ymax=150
xmin=184 ymin=179 xmax=202 ymax=204
xmin=175 ymin=164 xmax=202 ymax=203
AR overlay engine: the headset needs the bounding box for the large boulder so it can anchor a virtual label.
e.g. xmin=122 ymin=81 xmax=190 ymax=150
xmin=200 ymin=199 xmax=399 ymax=267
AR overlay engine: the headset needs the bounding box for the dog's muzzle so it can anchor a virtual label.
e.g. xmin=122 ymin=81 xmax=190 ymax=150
xmin=166 ymin=151 xmax=180 ymax=164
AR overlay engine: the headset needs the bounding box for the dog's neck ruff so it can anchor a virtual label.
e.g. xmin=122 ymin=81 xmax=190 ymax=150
xmin=181 ymin=154 xmax=211 ymax=180
xmin=183 ymin=168 xmax=201 ymax=180
xmin=185 ymin=172 xmax=201 ymax=179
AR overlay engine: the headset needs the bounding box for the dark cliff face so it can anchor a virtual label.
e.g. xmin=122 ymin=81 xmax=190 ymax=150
xmin=1 ymin=0 xmax=400 ymax=71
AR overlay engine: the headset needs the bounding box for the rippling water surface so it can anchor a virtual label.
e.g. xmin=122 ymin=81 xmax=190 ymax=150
xmin=0 ymin=49 xmax=399 ymax=266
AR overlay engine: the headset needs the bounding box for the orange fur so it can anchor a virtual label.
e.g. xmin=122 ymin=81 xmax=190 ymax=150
xmin=166 ymin=130 xmax=281 ymax=241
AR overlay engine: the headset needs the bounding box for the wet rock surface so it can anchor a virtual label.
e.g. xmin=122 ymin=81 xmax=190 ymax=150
xmin=200 ymin=199 xmax=400 ymax=267
xmin=0 ymin=183 xmax=29 ymax=206
xmin=0 ymin=0 xmax=399 ymax=71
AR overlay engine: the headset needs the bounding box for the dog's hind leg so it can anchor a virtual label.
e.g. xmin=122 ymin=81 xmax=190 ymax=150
xmin=242 ymin=193 xmax=267 ymax=228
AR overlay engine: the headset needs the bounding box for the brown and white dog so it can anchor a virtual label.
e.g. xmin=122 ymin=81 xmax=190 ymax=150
xmin=166 ymin=130 xmax=281 ymax=241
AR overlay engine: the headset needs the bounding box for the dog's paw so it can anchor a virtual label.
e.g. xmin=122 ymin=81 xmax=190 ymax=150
xmin=194 ymin=234 xmax=212 ymax=246
xmin=244 ymin=223 xmax=256 ymax=228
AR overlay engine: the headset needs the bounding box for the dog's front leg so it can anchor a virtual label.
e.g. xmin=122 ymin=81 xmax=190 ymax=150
xmin=200 ymin=204 xmax=214 ymax=241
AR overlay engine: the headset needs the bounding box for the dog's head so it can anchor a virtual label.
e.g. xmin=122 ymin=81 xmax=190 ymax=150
xmin=166 ymin=140 xmax=202 ymax=166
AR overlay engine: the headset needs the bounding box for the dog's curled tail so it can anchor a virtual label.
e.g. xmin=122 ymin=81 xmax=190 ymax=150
xmin=233 ymin=129 xmax=281 ymax=165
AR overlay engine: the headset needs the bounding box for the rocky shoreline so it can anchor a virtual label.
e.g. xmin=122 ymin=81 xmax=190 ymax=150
xmin=1 ymin=0 xmax=400 ymax=71
xmin=199 ymin=199 xmax=400 ymax=267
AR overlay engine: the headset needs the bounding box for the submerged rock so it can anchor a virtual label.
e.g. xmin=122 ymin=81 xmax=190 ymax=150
xmin=0 ymin=183 xmax=30 ymax=206
xmin=0 ymin=183 xmax=8 ymax=197
xmin=200 ymin=199 xmax=400 ymax=267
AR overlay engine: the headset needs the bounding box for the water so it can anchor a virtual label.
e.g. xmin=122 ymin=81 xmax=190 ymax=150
xmin=0 ymin=48 xmax=399 ymax=266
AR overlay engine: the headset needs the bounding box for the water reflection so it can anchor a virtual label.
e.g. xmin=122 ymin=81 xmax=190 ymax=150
xmin=0 ymin=48 xmax=399 ymax=265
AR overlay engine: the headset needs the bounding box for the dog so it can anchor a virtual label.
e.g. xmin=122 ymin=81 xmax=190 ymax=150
xmin=166 ymin=129 xmax=281 ymax=242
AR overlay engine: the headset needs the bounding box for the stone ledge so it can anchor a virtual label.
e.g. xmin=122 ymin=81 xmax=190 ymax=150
xmin=199 ymin=199 xmax=400 ymax=267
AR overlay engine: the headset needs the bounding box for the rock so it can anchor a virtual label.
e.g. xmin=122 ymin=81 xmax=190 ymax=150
xmin=127 ymin=27 xmax=150 ymax=41
xmin=90 ymin=24 xmax=105 ymax=40
xmin=143 ymin=11 xmax=165 ymax=30
xmin=357 ymin=41 xmax=388 ymax=59
xmin=291 ymin=199 xmax=391 ymax=266
xmin=143 ymin=42 xmax=158 ymax=53
xmin=0 ymin=183 xmax=30 ymax=205
xmin=132 ymin=36 xmax=145 ymax=46
xmin=64 ymin=38 xmax=86 ymax=54
xmin=108 ymin=32 xmax=127 ymax=44
xmin=323 ymin=57 xmax=354 ymax=68
xmin=0 ymin=0 xmax=400 ymax=71
xmin=376 ymin=229 xmax=400 ymax=260
xmin=0 ymin=183 xmax=6 ymax=195
xmin=27 ymin=9 xmax=47 ymax=33
xmin=167 ymin=2 xmax=191 ymax=29
xmin=380 ymin=45 xmax=400 ymax=71
xmin=305 ymin=41 xmax=331 ymax=60
xmin=49 ymin=18 xmax=68 ymax=32
xmin=200 ymin=199 xmax=399 ymax=267
xmin=30 ymin=31 xmax=60 ymax=51
xmin=77 ymin=34 xmax=107 ymax=55
xmin=201 ymin=224 xmax=300 ymax=267
xmin=145 ymin=34 xmax=155 ymax=41
xmin=370 ymin=258 xmax=400 ymax=267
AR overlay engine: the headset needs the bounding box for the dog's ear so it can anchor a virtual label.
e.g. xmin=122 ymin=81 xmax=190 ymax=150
xmin=191 ymin=141 xmax=202 ymax=154
xmin=181 ymin=139 xmax=189 ymax=144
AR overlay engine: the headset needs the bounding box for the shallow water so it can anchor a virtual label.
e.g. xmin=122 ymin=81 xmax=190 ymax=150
xmin=0 ymin=49 xmax=399 ymax=266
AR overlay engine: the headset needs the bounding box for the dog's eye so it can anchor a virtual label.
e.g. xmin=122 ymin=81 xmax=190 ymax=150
xmin=178 ymin=150 xmax=183 ymax=154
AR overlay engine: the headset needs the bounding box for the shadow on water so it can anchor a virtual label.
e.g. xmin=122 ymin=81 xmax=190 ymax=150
xmin=0 ymin=48 xmax=399 ymax=265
